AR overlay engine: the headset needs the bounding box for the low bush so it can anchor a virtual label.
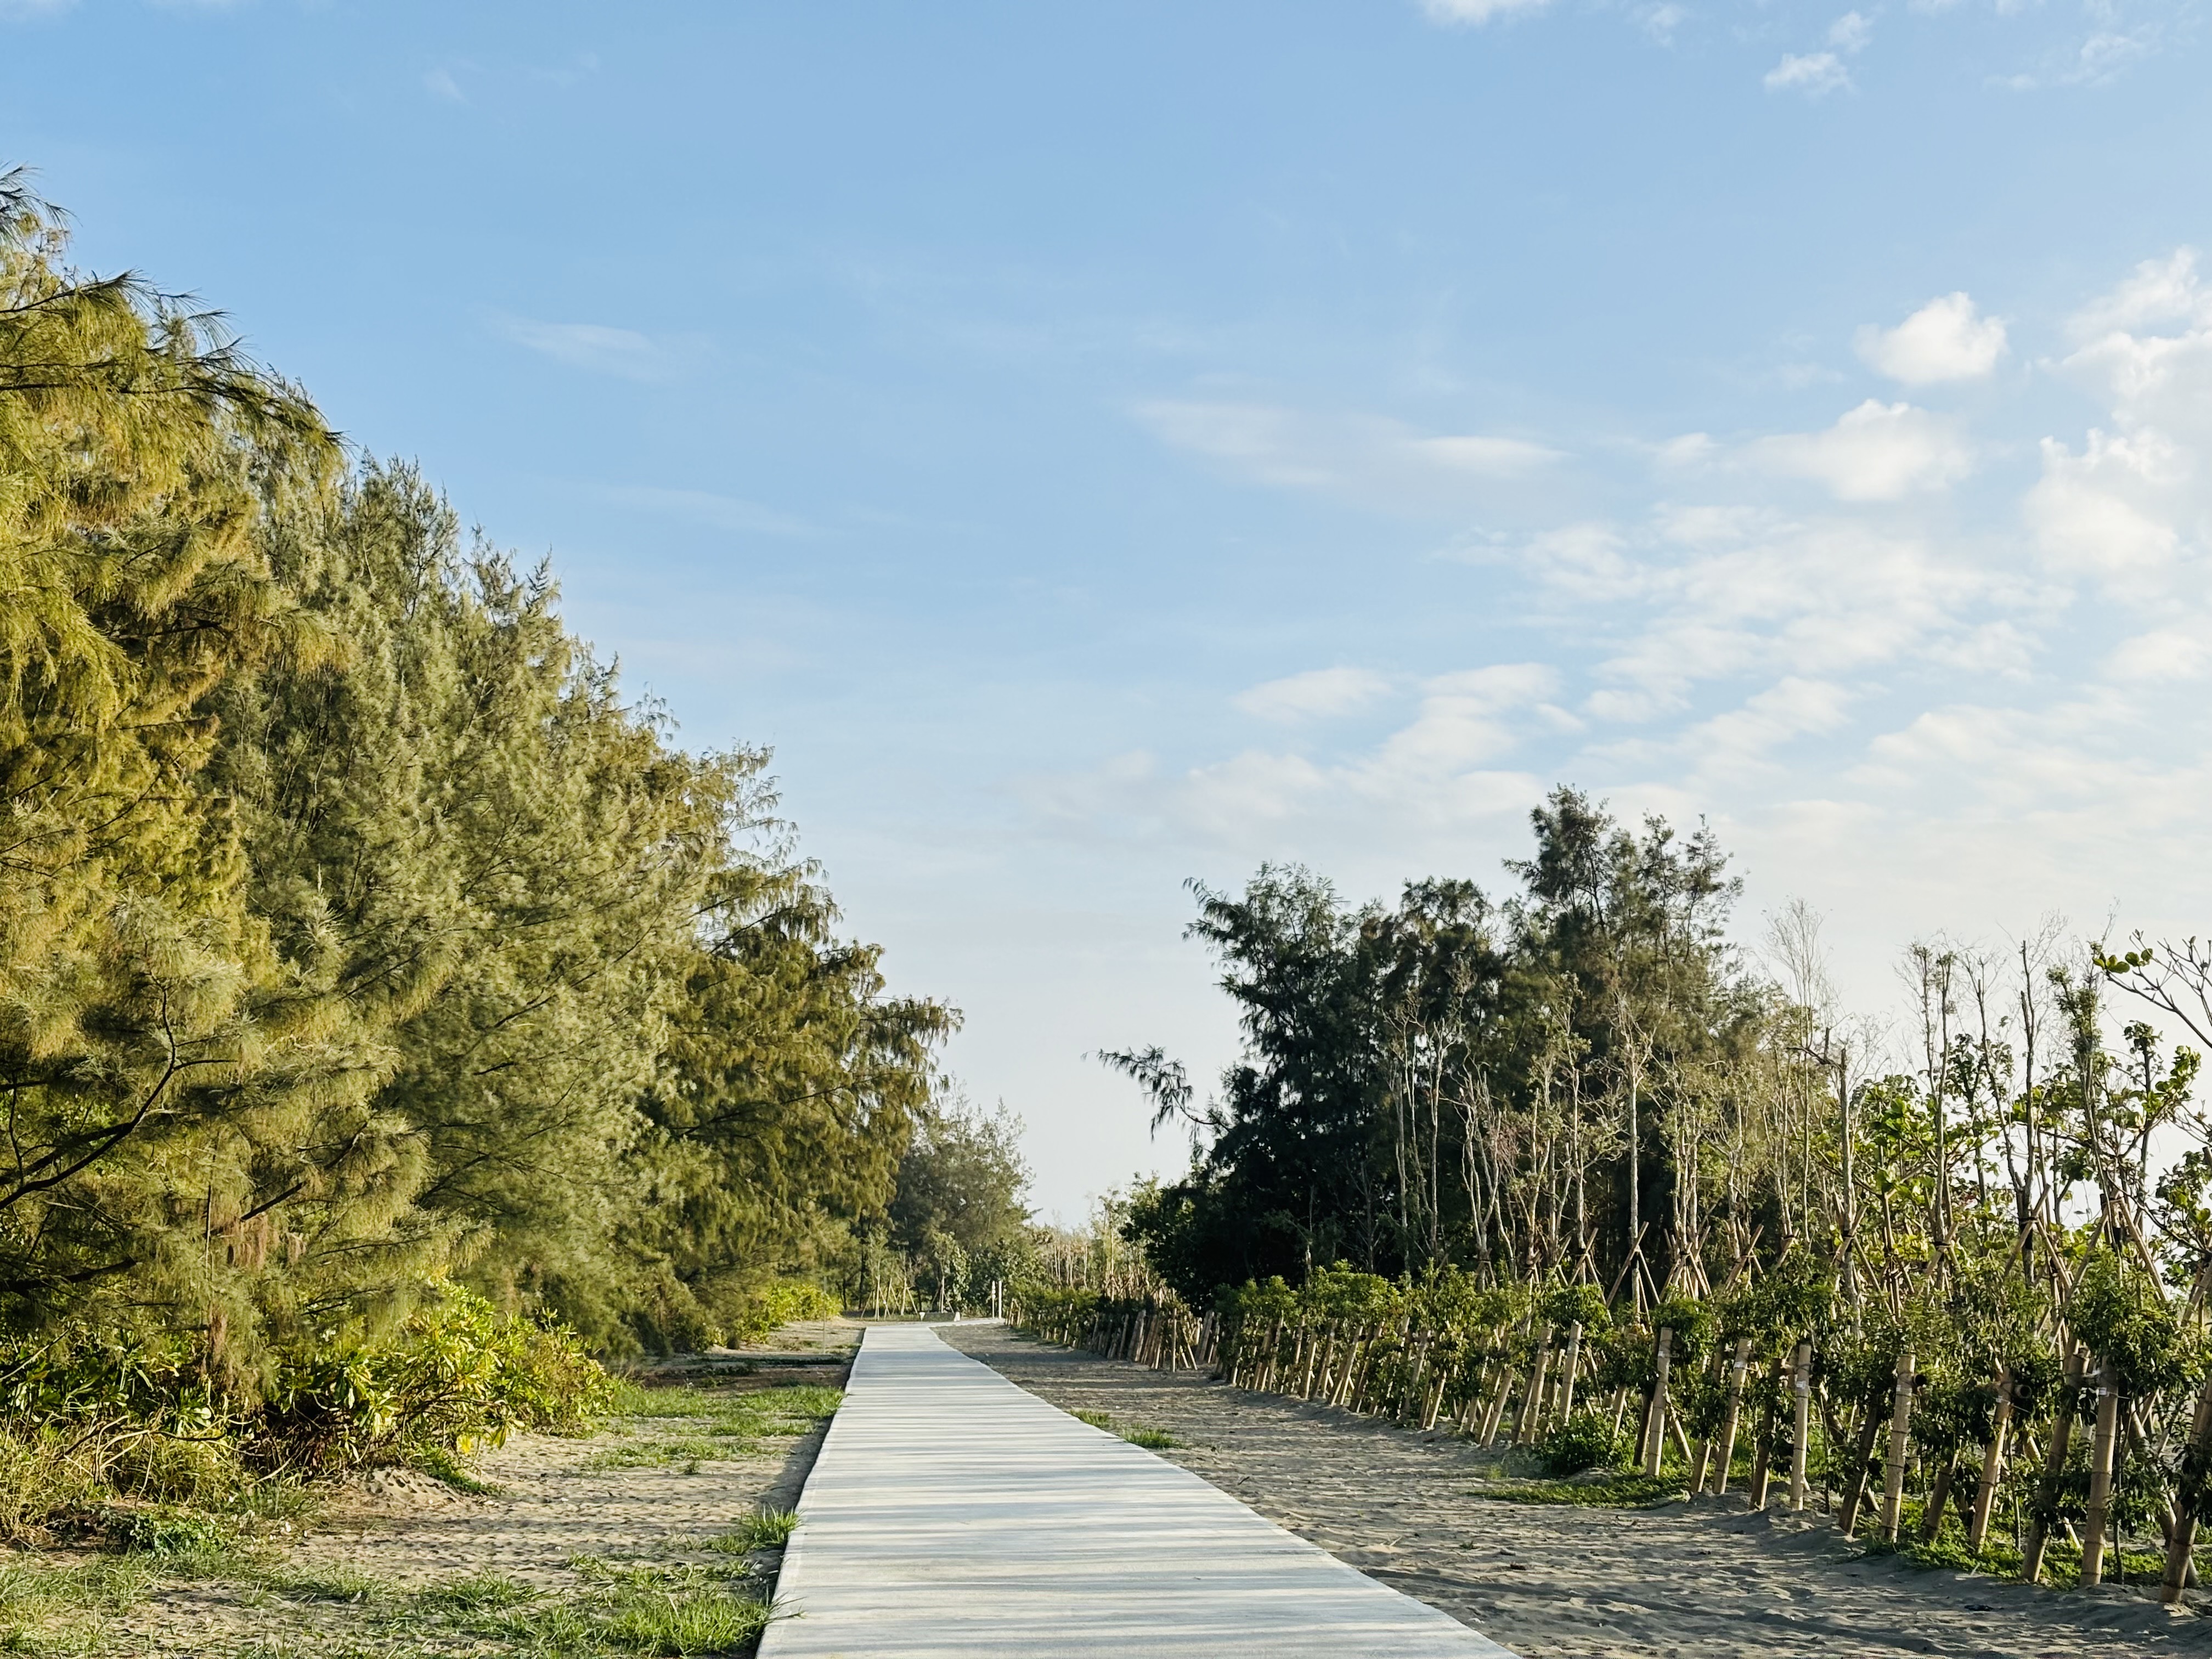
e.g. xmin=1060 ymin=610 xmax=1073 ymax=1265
xmin=0 ymin=1282 xmax=615 ymax=1542
xmin=1537 ymin=1410 xmax=1628 ymax=1477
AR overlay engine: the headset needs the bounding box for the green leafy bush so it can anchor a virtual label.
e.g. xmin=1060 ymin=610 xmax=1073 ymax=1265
xmin=1537 ymin=1410 xmax=1628 ymax=1477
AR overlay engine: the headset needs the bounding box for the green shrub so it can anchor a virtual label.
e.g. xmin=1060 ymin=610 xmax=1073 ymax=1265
xmin=1537 ymin=1409 xmax=1627 ymax=1476
xmin=264 ymin=1283 xmax=616 ymax=1469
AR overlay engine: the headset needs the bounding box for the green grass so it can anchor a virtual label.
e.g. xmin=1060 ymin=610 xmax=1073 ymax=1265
xmin=411 ymin=1444 xmax=506 ymax=1496
xmin=272 ymin=1565 xmax=391 ymax=1604
xmin=706 ymin=1509 xmax=799 ymax=1553
xmin=594 ymin=1588 xmax=777 ymax=1655
xmin=1070 ymin=1409 xmax=1177 ymax=1449
xmin=1469 ymin=1471 xmax=1686 ymax=1507
xmin=413 ymin=1571 xmax=538 ymax=1613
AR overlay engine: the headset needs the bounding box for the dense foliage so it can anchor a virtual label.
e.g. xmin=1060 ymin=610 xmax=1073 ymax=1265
xmin=1094 ymin=790 xmax=2212 ymax=1593
xmin=0 ymin=173 xmax=953 ymax=1523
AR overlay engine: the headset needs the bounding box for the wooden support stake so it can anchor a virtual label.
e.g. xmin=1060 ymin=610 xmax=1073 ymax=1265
xmin=1514 ymin=1327 xmax=1554 ymax=1444
xmin=2022 ymin=1345 xmax=2087 ymax=1584
xmin=1879 ymin=1351 xmax=1916 ymax=1543
xmin=2162 ymin=1367 xmax=2212 ymax=1604
xmin=2080 ymin=1357 xmax=2120 ymax=1587
xmin=1713 ymin=1336 xmax=1752 ymax=1496
xmin=1788 ymin=1341 xmax=1813 ymax=1513
xmin=1640 ymin=1326 xmax=1674 ymax=1478
xmin=1966 ymin=1368 xmax=2011 ymax=1557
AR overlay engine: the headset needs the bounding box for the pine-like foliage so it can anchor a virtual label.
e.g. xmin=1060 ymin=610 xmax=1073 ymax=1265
xmin=0 ymin=176 xmax=947 ymax=1386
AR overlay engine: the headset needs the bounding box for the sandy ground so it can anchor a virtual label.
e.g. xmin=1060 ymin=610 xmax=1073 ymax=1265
xmin=945 ymin=1323 xmax=2212 ymax=1659
xmin=80 ymin=1324 xmax=862 ymax=1657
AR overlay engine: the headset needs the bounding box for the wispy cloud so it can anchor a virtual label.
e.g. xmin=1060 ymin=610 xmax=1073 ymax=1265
xmin=495 ymin=316 xmax=690 ymax=382
xmin=424 ymin=66 xmax=466 ymax=104
xmin=1417 ymin=0 xmax=1554 ymax=24
xmin=1765 ymin=52 xmax=1851 ymax=95
xmin=1137 ymin=399 xmax=1562 ymax=511
xmin=1235 ymin=668 xmax=1393 ymax=723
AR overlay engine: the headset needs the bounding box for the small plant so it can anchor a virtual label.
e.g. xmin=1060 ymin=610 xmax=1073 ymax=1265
xmin=117 ymin=1506 xmax=233 ymax=1555
xmin=708 ymin=1509 xmax=799 ymax=1553
xmin=1536 ymin=1410 xmax=1628 ymax=1477
xmin=1074 ymin=1410 xmax=1114 ymax=1430
xmin=411 ymin=1445 xmax=504 ymax=1495
xmin=278 ymin=1565 xmax=389 ymax=1604
xmin=415 ymin=1571 xmax=538 ymax=1612
xmin=597 ymin=1589 xmax=776 ymax=1655
xmin=1122 ymin=1426 xmax=1178 ymax=1450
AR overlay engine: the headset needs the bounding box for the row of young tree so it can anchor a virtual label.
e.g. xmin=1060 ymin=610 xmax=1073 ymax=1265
xmin=1088 ymin=788 xmax=2212 ymax=1587
xmin=0 ymin=171 xmax=962 ymax=1441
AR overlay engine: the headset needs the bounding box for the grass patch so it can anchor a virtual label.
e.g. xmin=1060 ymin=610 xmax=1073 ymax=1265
xmin=1073 ymin=1410 xmax=1113 ymax=1430
xmin=411 ymin=1444 xmax=505 ymax=1496
xmin=1470 ymin=1472 xmax=1685 ymax=1507
xmin=706 ymin=1509 xmax=798 ymax=1553
xmin=595 ymin=1588 xmax=776 ymax=1654
xmin=583 ymin=1436 xmax=725 ymax=1471
xmin=1122 ymin=1426 xmax=1178 ymax=1451
xmin=274 ymin=1565 xmax=391 ymax=1604
xmin=414 ymin=1570 xmax=538 ymax=1612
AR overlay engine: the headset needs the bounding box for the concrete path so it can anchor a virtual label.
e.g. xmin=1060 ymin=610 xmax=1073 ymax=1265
xmin=759 ymin=1322 xmax=1515 ymax=1657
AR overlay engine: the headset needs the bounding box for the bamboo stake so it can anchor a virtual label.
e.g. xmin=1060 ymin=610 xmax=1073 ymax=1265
xmin=1558 ymin=1320 xmax=1584 ymax=1422
xmin=2022 ymin=1344 xmax=2087 ymax=1583
xmin=2080 ymin=1357 xmax=2120 ymax=1587
xmin=1788 ymin=1341 xmax=1813 ymax=1512
xmin=1966 ymin=1368 xmax=2011 ymax=1557
xmin=1879 ymin=1351 xmax=1916 ymax=1543
xmin=1640 ymin=1326 xmax=1674 ymax=1478
xmin=2162 ymin=1366 xmax=2212 ymax=1604
xmin=1713 ymin=1336 xmax=1752 ymax=1496
xmin=1836 ymin=1400 xmax=1883 ymax=1534
xmin=1514 ymin=1326 xmax=1554 ymax=1444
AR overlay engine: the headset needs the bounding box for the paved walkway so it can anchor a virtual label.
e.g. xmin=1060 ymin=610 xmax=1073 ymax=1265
xmin=760 ymin=1322 xmax=1515 ymax=1657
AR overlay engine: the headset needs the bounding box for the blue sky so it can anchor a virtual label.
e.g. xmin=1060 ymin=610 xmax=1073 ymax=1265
xmin=9 ymin=0 xmax=2212 ymax=1217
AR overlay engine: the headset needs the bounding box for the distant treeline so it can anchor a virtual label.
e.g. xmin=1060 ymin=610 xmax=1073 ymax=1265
xmin=0 ymin=170 xmax=958 ymax=1397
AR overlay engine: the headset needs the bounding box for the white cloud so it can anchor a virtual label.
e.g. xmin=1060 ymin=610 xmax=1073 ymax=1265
xmin=1753 ymin=400 xmax=1972 ymax=500
xmin=2025 ymin=430 xmax=2186 ymax=579
xmin=1415 ymin=435 xmax=1562 ymax=476
xmin=424 ymin=66 xmax=465 ymax=103
xmin=1827 ymin=11 xmax=1874 ymax=52
xmin=496 ymin=317 xmax=684 ymax=381
xmin=1855 ymin=294 xmax=2007 ymax=385
xmin=1765 ymin=52 xmax=1851 ymax=95
xmin=1234 ymin=668 xmax=1393 ymax=723
xmin=1418 ymin=0 xmax=1554 ymax=24
xmin=2109 ymin=625 xmax=2212 ymax=682
xmin=1637 ymin=3 xmax=1686 ymax=42
xmin=2068 ymin=250 xmax=2210 ymax=341
xmin=1136 ymin=400 xmax=1563 ymax=510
